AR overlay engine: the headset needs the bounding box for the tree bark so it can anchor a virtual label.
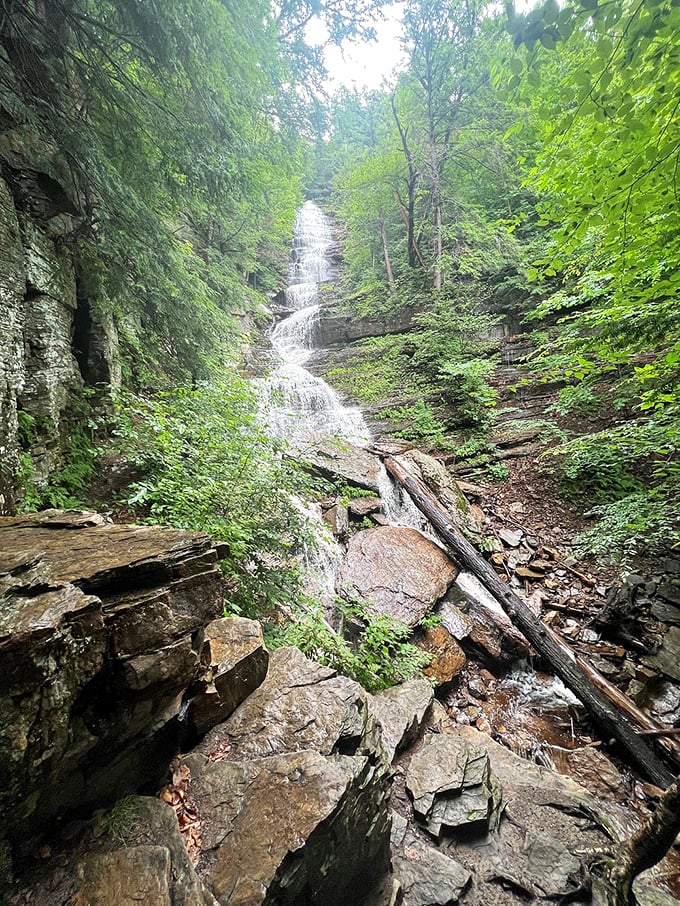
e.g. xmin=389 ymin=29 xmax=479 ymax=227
xmin=393 ymin=190 xmax=426 ymax=268
xmin=391 ymin=93 xmax=420 ymax=270
xmin=379 ymin=213 xmax=396 ymax=292
xmin=608 ymin=777 xmax=680 ymax=906
xmin=384 ymin=455 xmax=676 ymax=789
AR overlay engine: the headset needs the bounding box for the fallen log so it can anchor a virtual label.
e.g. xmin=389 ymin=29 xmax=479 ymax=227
xmin=384 ymin=456 xmax=676 ymax=789
xmin=575 ymin=654 xmax=680 ymax=763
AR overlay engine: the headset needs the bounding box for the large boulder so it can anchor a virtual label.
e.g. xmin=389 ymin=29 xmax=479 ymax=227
xmin=0 ymin=510 xmax=227 ymax=846
xmin=336 ymin=527 xmax=458 ymax=627
xmin=367 ymin=679 xmax=434 ymax=763
xmin=185 ymin=750 xmax=390 ymax=906
xmin=197 ymin=646 xmax=383 ymax=761
xmin=406 ymin=734 xmax=503 ymax=837
xmin=187 ymin=647 xmax=395 ymax=905
xmin=400 ymin=716 xmax=633 ymax=905
xmin=416 ymin=624 xmax=467 ymax=686
xmin=396 ymin=449 xmax=485 ymax=542
xmin=445 ymin=572 xmax=530 ymax=660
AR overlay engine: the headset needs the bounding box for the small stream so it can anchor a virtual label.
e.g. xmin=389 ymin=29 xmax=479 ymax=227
xmin=264 ymin=201 xmax=586 ymax=767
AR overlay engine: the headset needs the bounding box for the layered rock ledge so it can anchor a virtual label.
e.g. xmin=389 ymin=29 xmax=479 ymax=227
xmin=0 ymin=509 xmax=228 ymax=844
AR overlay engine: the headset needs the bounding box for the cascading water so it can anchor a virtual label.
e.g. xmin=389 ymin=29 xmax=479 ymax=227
xmin=264 ymin=204 xmax=581 ymax=764
xmin=264 ymin=201 xmax=369 ymax=446
xmin=260 ymin=200 xmax=424 ymax=606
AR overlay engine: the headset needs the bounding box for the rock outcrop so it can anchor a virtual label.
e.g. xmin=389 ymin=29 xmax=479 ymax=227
xmin=160 ymin=646 xmax=397 ymax=905
xmin=0 ymin=131 xmax=121 ymax=512
xmin=4 ymin=514 xmax=679 ymax=906
xmin=397 ymin=449 xmax=485 ymax=543
xmin=313 ymin=306 xmax=417 ymax=347
xmin=0 ymin=510 xmax=233 ymax=846
xmin=188 ymin=616 xmax=269 ymax=737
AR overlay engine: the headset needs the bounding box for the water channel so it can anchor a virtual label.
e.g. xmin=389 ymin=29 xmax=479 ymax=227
xmin=263 ymin=200 xmax=583 ymax=762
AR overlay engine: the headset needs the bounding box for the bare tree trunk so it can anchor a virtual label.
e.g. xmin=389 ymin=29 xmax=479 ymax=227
xmin=383 ymin=455 xmax=676 ymax=789
xmin=379 ymin=213 xmax=396 ymax=292
xmin=391 ymin=92 xmax=420 ymax=270
xmin=608 ymin=777 xmax=680 ymax=906
xmin=433 ymin=192 xmax=442 ymax=292
xmin=429 ymin=143 xmax=443 ymax=292
xmin=394 ymin=190 xmax=426 ymax=268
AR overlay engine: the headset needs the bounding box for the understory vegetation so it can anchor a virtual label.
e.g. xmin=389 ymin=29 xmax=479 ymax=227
xmin=7 ymin=0 xmax=679 ymax=681
xmin=273 ymin=602 xmax=432 ymax=691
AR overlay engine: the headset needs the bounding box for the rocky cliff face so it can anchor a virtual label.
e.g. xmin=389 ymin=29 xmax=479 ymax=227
xmin=0 ymin=509 xmax=226 ymax=845
xmin=0 ymin=129 xmax=120 ymax=513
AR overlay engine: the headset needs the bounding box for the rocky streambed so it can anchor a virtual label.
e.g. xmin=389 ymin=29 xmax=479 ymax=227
xmin=3 ymin=453 xmax=680 ymax=905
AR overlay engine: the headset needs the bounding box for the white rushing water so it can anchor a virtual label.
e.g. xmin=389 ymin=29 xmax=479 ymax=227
xmin=263 ymin=201 xmax=370 ymax=446
xmin=260 ymin=201 xmax=426 ymax=606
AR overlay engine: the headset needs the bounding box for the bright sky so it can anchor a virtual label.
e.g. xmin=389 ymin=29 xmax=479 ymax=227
xmin=305 ymin=3 xmax=407 ymax=94
xmin=305 ymin=0 xmax=537 ymax=94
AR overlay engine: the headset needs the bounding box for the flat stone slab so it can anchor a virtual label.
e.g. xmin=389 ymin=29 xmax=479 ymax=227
xmin=303 ymin=439 xmax=382 ymax=492
xmin=336 ymin=527 xmax=458 ymax=627
xmin=348 ymin=496 xmax=383 ymax=518
xmin=0 ymin=509 xmax=218 ymax=589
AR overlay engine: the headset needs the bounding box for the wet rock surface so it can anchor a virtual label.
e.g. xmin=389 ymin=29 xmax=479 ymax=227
xmin=185 ymin=749 xmax=390 ymax=906
xmin=390 ymin=811 xmax=471 ymax=906
xmin=444 ymin=574 xmax=530 ymax=660
xmin=417 ymin=624 xmax=467 ymax=686
xmin=0 ymin=510 xmax=226 ymax=844
xmin=406 ymin=734 xmax=502 ymax=837
xmin=367 ymin=678 xmax=434 ymax=763
xmin=183 ymin=646 xmax=396 ymax=905
xmin=337 ymin=526 xmax=459 ymax=626
xmin=197 ymin=646 xmax=383 ymax=761
xmin=188 ymin=617 xmax=269 ymax=737
xmin=303 ymin=438 xmax=382 ymax=491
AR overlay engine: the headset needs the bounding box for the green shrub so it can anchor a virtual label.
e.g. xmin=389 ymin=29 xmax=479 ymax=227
xmin=273 ymin=601 xmax=432 ymax=692
xmin=578 ymin=483 xmax=680 ymax=561
xmin=113 ymin=378 xmax=315 ymax=614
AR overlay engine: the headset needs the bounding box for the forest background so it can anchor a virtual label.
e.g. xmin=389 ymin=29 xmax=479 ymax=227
xmin=3 ymin=0 xmax=679 ymax=626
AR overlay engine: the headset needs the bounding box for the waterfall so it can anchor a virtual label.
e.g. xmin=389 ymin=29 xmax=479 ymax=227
xmin=262 ymin=201 xmax=370 ymax=446
xmin=260 ymin=201 xmax=428 ymax=603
